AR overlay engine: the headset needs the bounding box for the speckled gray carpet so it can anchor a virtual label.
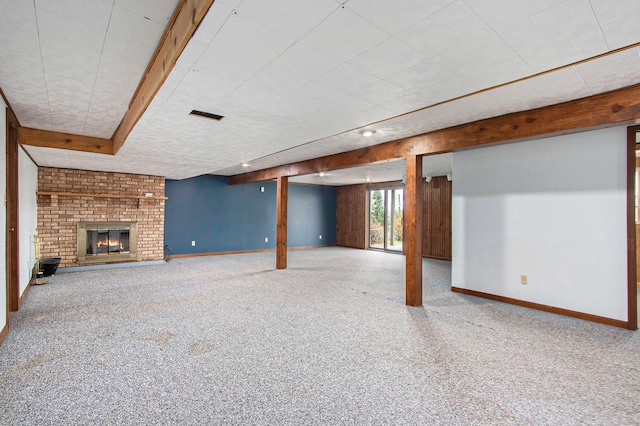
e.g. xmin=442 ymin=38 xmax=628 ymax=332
xmin=0 ymin=247 xmax=638 ymax=425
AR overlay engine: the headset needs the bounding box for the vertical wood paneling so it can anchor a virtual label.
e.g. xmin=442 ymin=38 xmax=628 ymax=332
xmin=423 ymin=176 xmax=452 ymax=260
xmin=336 ymin=184 xmax=366 ymax=249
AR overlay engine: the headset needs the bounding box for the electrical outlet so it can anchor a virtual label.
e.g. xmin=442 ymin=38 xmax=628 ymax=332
xmin=191 ymin=240 xmax=196 ymax=246
xmin=260 ymin=187 xmax=264 ymax=193
xmin=264 ymin=237 xmax=268 ymax=243
xmin=521 ymin=275 xmax=528 ymax=285
xmin=319 ymin=234 xmax=322 ymax=240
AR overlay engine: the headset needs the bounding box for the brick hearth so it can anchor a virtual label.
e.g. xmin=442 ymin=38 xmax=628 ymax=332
xmin=37 ymin=167 xmax=165 ymax=267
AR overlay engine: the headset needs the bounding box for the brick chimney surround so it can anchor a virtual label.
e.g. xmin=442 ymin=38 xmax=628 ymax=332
xmin=37 ymin=167 xmax=165 ymax=268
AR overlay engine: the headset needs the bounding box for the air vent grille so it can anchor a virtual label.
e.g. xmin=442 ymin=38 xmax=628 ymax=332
xmin=189 ymin=110 xmax=224 ymax=121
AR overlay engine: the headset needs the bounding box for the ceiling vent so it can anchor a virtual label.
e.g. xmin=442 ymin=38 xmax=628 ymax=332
xmin=189 ymin=110 xmax=224 ymax=121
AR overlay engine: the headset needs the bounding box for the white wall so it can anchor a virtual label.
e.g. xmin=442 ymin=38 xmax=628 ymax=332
xmin=0 ymin=100 xmax=7 ymax=334
xmin=452 ymin=126 xmax=628 ymax=321
xmin=19 ymin=148 xmax=37 ymax=297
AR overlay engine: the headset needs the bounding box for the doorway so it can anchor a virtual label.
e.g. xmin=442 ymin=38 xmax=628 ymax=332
xmin=369 ymin=187 xmax=403 ymax=252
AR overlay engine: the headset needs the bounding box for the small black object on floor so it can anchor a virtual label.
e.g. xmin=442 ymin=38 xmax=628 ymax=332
xmin=38 ymin=257 xmax=61 ymax=277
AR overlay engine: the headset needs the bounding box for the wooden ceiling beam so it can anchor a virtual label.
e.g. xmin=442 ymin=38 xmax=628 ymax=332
xmin=19 ymin=127 xmax=113 ymax=155
xmin=111 ymin=0 xmax=215 ymax=154
xmin=229 ymin=84 xmax=640 ymax=185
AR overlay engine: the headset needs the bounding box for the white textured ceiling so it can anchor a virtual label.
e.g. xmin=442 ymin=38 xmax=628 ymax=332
xmin=3 ymin=0 xmax=640 ymax=184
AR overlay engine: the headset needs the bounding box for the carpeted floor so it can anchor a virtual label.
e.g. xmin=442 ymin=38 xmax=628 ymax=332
xmin=0 ymin=247 xmax=638 ymax=425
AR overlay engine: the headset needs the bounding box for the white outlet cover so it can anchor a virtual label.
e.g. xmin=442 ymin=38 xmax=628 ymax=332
xmin=265 ymin=237 xmax=269 ymax=242
xmin=191 ymin=241 xmax=196 ymax=246
xmin=260 ymin=187 xmax=264 ymax=192
xmin=319 ymin=235 xmax=322 ymax=239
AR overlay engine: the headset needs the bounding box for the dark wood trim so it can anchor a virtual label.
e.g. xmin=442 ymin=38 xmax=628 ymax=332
xmin=0 ymin=322 xmax=8 ymax=347
xmin=112 ymin=0 xmax=215 ymax=153
xmin=168 ymin=245 xmax=335 ymax=259
xmin=451 ymin=287 xmax=629 ymax=329
xmin=0 ymin=86 xmax=20 ymax=128
xmin=367 ymin=180 xmax=404 ymax=190
xmin=18 ymin=279 xmax=31 ymax=310
xmin=422 ymin=254 xmax=451 ymax=261
xmin=37 ymin=191 xmax=167 ymax=201
xmin=405 ymin=155 xmax=423 ymax=306
xmin=19 ymin=127 xmax=113 ymax=155
xmin=6 ymin=107 xmax=19 ymax=312
xmin=230 ymin=83 xmax=640 ymax=184
xmin=627 ymin=125 xmax=639 ymax=330
xmin=276 ymin=176 xmax=288 ymax=269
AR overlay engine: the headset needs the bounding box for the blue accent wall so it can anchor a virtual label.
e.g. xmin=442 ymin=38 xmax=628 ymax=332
xmin=164 ymin=175 xmax=336 ymax=255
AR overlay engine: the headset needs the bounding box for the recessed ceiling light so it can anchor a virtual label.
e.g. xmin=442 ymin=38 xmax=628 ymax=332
xmin=241 ymin=163 xmax=250 ymax=168
xmin=362 ymin=130 xmax=375 ymax=137
xmin=319 ymin=172 xmax=326 ymax=177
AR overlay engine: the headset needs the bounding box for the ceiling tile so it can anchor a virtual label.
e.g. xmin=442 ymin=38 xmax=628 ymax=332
xmin=350 ymin=80 xmax=406 ymax=105
xmin=598 ymin=9 xmax=640 ymax=50
xmin=108 ymin=6 xmax=166 ymax=49
xmin=287 ymin=81 xmax=344 ymax=106
xmin=464 ymin=0 xmax=560 ymax=30
xmin=497 ymin=0 xmax=601 ymax=55
xmin=35 ymin=0 xmax=113 ymax=31
xmin=452 ymin=55 xmax=533 ymax=94
xmin=519 ymin=28 xmax=608 ymax=73
xmin=435 ymin=32 xmax=521 ymax=75
xmin=113 ymin=0 xmax=178 ymax=24
xmin=483 ymin=81 xmax=546 ymax=113
xmin=36 ymin=7 xmax=106 ymax=54
xmin=245 ymin=43 xmax=343 ymax=96
xmin=526 ymin=67 xmax=593 ymax=105
xmin=576 ymin=47 xmax=640 ymax=94
xmin=346 ymin=0 xmax=455 ymax=35
xmin=385 ymin=59 xmax=457 ymax=91
xmin=213 ymin=84 xmax=284 ymax=115
xmin=101 ymin=32 xmax=158 ymax=68
xmin=167 ymin=71 xmax=240 ymax=114
xmin=348 ymin=37 xmax=426 ymax=79
xmin=590 ymin=0 xmax=640 ymax=25
xmin=195 ymin=13 xmax=295 ymax=82
xmin=396 ymin=0 xmax=493 ymax=58
xmin=299 ymin=7 xmax=390 ymax=62
xmin=0 ymin=0 xmax=38 ymax=36
xmin=216 ymin=0 xmax=243 ymax=9
xmin=191 ymin=2 xmax=233 ymax=45
xmin=314 ymin=62 xmax=379 ymax=94
xmin=237 ymin=0 xmax=338 ymax=41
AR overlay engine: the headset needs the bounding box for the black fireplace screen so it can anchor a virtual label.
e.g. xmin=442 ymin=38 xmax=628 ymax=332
xmin=86 ymin=229 xmax=130 ymax=255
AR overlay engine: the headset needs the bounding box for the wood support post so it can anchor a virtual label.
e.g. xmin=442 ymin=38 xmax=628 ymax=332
xmin=276 ymin=176 xmax=288 ymax=269
xmin=405 ymin=155 xmax=423 ymax=306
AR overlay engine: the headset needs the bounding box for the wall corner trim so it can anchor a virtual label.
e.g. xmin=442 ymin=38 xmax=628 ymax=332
xmin=451 ymin=287 xmax=629 ymax=329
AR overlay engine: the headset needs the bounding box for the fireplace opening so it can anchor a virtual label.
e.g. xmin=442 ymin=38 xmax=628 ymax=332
xmin=78 ymin=222 xmax=137 ymax=264
xmin=87 ymin=229 xmax=130 ymax=255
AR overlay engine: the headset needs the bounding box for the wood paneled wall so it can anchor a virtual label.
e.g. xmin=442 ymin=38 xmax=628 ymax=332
xmin=336 ymin=184 xmax=367 ymax=249
xmin=336 ymin=179 xmax=452 ymax=258
xmin=423 ymin=176 xmax=452 ymax=260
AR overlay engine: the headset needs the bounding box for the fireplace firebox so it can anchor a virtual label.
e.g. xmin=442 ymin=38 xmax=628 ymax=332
xmin=77 ymin=222 xmax=138 ymax=264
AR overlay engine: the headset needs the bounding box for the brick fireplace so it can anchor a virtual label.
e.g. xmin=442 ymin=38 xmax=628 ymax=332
xmin=37 ymin=167 xmax=165 ymax=268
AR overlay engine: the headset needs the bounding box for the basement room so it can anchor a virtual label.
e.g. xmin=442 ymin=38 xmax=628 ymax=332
xmin=1 ymin=0 xmax=639 ymax=424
